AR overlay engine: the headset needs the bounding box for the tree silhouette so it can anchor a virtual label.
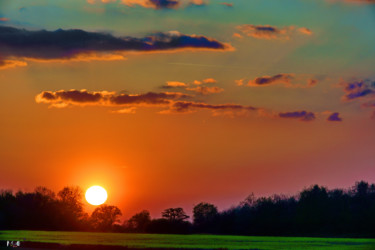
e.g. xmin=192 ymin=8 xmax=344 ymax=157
xmin=57 ymin=186 xmax=87 ymax=230
xmin=124 ymin=210 xmax=151 ymax=232
xmin=193 ymin=202 xmax=218 ymax=232
xmin=162 ymin=207 xmax=189 ymax=222
xmin=91 ymin=205 xmax=122 ymax=231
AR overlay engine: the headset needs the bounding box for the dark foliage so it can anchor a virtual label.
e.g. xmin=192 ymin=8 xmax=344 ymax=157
xmin=0 ymin=181 xmax=374 ymax=237
xmin=212 ymin=181 xmax=375 ymax=237
xmin=0 ymin=186 xmax=121 ymax=232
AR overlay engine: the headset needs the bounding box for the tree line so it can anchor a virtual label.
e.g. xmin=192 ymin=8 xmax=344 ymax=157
xmin=0 ymin=181 xmax=374 ymax=237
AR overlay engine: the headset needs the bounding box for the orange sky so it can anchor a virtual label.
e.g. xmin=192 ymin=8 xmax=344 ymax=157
xmin=1 ymin=0 xmax=375 ymax=219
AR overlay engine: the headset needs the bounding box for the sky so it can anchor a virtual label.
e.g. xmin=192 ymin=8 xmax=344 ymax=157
xmin=0 ymin=0 xmax=375 ymax=219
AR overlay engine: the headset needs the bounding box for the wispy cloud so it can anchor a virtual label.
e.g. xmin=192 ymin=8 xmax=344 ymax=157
xmin=248 ymin=74 xmax=294 ymax=87
xmin=161 ymin=78 xmax=223 ymax=95
xmin=279 ymin=111 xmax=316 ymax=121
xmin=239 ymin=74 xmax=318 ymax=88
xmin=185 ymin=86 xmax=224 ymax=95
xmin=235 ymin=25 xmax=313 ymax=40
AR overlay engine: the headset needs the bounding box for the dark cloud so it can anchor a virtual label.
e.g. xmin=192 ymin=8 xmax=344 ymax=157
xmin=248 ymin=74 xmax=294 ymax=86
xmin=89 ymin=0 xmax=207 ymax=9
xmin=0 ymin=26 xmax=232 ymax=63
xmin=279 ymin=111 xmax=316 ymax=121
xmin=167 ymin=101 xmax=257 ymax=113
xmin=342 ymin=80 xmax=375 ymax=101
xmin=110 ymin=91 xmax=188 ymax=105
xmin=37 ymin=90 xmax=322 ymax=122
xmin=236 ymin=25 xmax=312 ymax=40
xmin=149 ymin=0 xmax=179 ymax=9
xmin=36 ymin=90 xmax=189 ymax=108
xmin=327 ymin=112 xmax=343 ymax=122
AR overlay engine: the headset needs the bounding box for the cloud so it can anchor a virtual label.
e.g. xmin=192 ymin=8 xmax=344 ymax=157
xmin=87 ymin=0 xmax=208 ymax=9
xmin=341 ymin=80 xmax=375 ymax=101
xmin=327 ymin=0 xmax=375 ymax=4
xmin=0 ymin=60 xmax=27 ymax=70
xmin=220 ymin=2 xmax=233 ymax=7
xmin=192 ymin=78 xmax=216 ymax=85
xmin=239 ymin=74 xmax=318 ymax=88
xmin=164 ymin=101 xmax=257 ymax=114
xmin=236 ymin=25 xmax=313 ymax=40
xmin=111 ymin=107 xmax=137 ymax=114
xmin=298 ymin=27 xmax=313 ymax=35
xmin=279 ymin=111 xmax=316 ymax=121
xmin=165 ymin=81 xmax=188 ymax=87
xmin=327 ymin=112 xmax=343 ymax=122
xmin=0 ymin=26 xmax=233 ymax=68
xmin=162 ymin=78 xmax=222 ymax=95
xmin=0 ymin=17 xmax=9 ymax=22
xmin=37 ymin=90 xmax=325 ymax=122
xmin=121 ymin=0 xmax=180 ymax=9
xmin=307 ymin=79 xmax=318 ymax=87
xmin=235 ymin=79 xmax=244 ymax=86
xmin=185 ymin=86 xmax=224 ymax=95
xmin=202 ymin=78 xmax=217 ymax=84
xmin=35 ymin=89 xmax=190 ymax=108
xmin=362 ymin=101 xmax=375 ymax=108
xmin=248 ymin=74 xmax=294 ymax=87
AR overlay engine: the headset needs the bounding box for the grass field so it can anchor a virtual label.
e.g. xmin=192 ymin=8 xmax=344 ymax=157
xmin=0 ymin=231 xmax=374 ymax=250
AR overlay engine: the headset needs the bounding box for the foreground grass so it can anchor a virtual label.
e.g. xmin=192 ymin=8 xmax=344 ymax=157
xmin=0 ymin=231 xmax=374 ymax=250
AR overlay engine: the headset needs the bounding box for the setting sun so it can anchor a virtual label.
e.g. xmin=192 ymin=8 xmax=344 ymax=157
xmin=85 ymin=186 xmax=108 ymax=206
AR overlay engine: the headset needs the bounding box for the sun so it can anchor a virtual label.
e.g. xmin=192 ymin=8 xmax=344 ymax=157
xmin=85 ymin=185 xmax=108 ymax=205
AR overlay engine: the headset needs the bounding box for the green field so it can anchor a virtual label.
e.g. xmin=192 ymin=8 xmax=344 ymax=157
xmin=0 ymin=231 xmax=374 ymax=250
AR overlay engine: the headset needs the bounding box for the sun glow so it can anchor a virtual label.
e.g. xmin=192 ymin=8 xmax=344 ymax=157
xmin=85 ymin=185 xmax=108 ymax=205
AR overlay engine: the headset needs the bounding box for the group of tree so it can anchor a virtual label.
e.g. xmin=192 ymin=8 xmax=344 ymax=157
xmin=0 ymin=186 xmax=121 ymax=232
xmin=1 ymin=181 xmax=374 ymax=237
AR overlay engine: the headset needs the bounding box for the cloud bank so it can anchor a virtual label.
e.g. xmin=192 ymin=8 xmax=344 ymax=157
xmin=36 ymin=89 xmax=324 ymax=122
xmin=0 ymin=26 xmax=232 ymax=68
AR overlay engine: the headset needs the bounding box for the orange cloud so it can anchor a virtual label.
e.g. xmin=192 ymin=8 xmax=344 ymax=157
xmin=166 ymin=81 xmax=188 ymax=87
xmin=220 ymin=2 xmax=233 ymax=7
xmin=202 ymin=78 xmax=217 ymax=84
xmin=186 ymin=86 xmax=224 ymax=95
xmin=162 ymin=78 xmax=221 ymax=95
xmin=0 ymin=17 xmax=9 ymax=22
xmin=0 ymin=60 xmax=28 ymax=70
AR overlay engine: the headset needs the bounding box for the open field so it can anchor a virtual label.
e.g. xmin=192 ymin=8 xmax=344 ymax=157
xmin=0 ymin=231 xmax=374 ymax=250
